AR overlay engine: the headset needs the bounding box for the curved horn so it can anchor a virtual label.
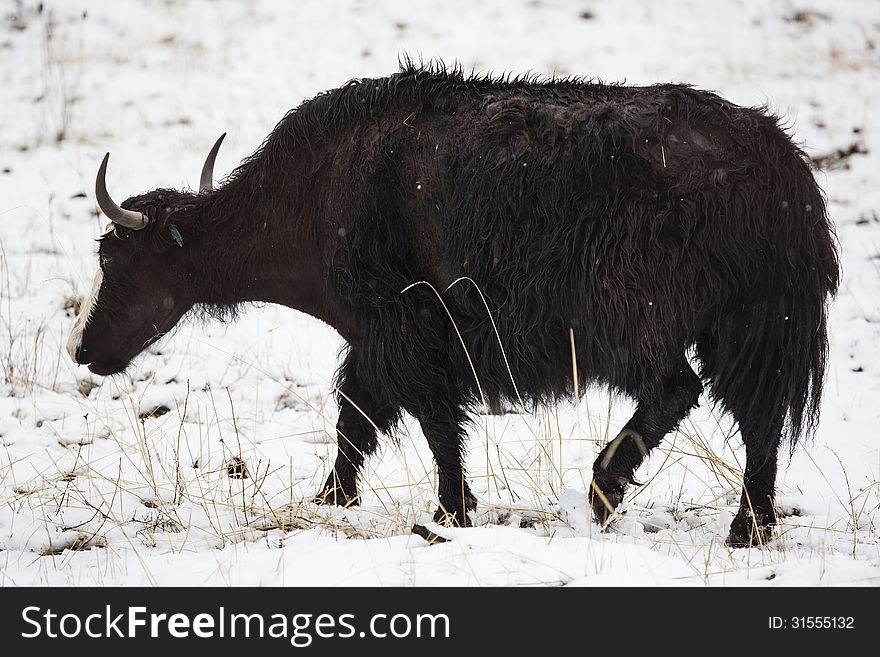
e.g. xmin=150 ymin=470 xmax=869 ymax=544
xmin=199 ymin=133 xmax=226 ymax=193
xmin=95 ymin=153 xmax=148 ymax=230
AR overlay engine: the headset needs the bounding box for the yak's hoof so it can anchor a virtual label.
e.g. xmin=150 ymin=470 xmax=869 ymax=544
xmin=725 ymin=526 xmax=773 ymax=548
xmin=433 ymin=492 xmax=477 ymax=527
xmin=313 ymin=487 xmax=360 ymax=508
xmin=432 ymin=507 xmax=472 ymax=527
xmin=726 ymin=510 xmax=775 ymax=548
xmin=590 ymin=477 xmax=627 ymax=526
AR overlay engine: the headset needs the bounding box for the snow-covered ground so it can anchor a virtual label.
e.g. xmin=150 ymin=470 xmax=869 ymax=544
xmin=1 ymin=0 xmax=878 ymax=586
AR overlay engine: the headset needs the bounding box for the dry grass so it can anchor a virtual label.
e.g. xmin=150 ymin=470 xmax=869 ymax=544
xmin=2 ymin=1 xmax=878 ymax=585
xmin=3 ymin=270 xmax=876 ymax=586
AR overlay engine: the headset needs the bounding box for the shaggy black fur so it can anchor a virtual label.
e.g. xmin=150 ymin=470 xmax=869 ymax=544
xmin=81 ymin=62 xmax=839 ymax=547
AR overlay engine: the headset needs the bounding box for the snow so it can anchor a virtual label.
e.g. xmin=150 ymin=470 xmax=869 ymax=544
xmin=1 ymin=0 xmax=879 ymax=587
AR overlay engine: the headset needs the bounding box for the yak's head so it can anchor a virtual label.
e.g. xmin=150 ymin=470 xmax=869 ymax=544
xmin=67 ymin=135 xmax=226 ymax=375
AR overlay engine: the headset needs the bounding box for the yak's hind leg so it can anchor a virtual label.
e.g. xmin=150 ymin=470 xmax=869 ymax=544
xmin=591 ymin=363 xmax=703 ymax=524
xmin=725 ymin=416 xmax=781 ymax=547
xmin=314 ymin=350 xmax=398 ymax=507
xmin=698 ymin=314 xmax=795 ymax=547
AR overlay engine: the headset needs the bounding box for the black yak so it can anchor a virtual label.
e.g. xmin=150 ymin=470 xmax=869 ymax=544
xmin=68 ymin=63 xmax=839 ymax=547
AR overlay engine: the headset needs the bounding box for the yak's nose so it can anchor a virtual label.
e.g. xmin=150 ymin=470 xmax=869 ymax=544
xmin=67 ymin=332 xmax=89 ymax=364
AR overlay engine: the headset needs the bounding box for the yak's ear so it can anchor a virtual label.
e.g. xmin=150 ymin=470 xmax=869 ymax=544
xmin=169 ymin=224 xmax=184 ymax=247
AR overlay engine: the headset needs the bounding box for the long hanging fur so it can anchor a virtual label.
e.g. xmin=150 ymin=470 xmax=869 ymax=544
xmin=112 ymin=61 xmax=839 ymax=468
xmin=67 ymin=59 xmax=844 ymax=542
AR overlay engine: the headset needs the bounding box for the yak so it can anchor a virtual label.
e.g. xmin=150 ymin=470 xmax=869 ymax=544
xmin=67 ymin=63 xmax=839 ymax=547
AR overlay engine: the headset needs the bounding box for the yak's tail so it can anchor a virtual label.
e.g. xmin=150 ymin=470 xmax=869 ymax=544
xmin=700 ymin=164 xmax=839 ymax=450
xmin=701 ymin=292 xmax=830 ymax=449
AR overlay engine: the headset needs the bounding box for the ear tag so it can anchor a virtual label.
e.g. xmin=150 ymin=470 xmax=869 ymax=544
xmin=169 ymin=224 xmax=184 ymax=247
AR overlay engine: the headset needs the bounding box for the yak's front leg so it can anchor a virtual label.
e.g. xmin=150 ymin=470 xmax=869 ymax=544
xmin=315 ymin=350 xmax=397 ymax=507
xmin=410 ymin=401 xmax=476 ymax=527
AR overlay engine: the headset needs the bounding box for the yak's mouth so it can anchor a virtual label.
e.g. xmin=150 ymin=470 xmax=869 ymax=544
xmin=79 ymin=312 xmax=180 ymax=377
xmin=86 ymin=358 xmax=129 ymax=376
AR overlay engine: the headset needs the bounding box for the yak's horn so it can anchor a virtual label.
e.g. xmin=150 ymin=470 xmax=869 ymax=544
xmin=199 ymin=133 xmax=226 ymax=193
xmin=95 ymin=153 xmax=148 ymax=230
